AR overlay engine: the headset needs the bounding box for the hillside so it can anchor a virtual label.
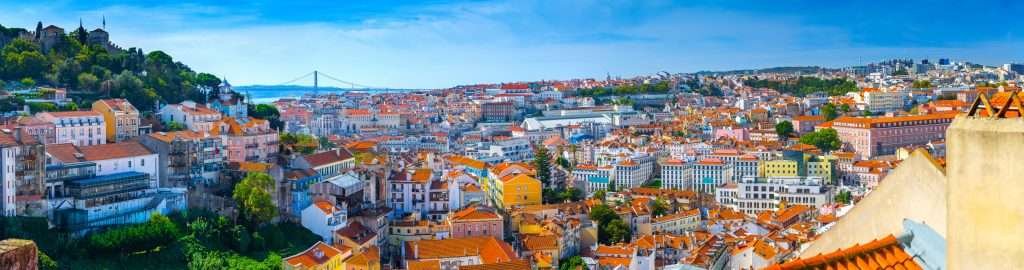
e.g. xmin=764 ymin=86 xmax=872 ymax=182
xmin=0 ymin=22 xmax=223 ymax=112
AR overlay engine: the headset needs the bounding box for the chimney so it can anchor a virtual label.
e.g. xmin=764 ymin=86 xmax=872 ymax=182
xmin=413 ymin=243 xmax=419 ymax=258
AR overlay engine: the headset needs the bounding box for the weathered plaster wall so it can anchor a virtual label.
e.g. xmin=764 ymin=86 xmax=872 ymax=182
xmin=946 ymin=116 xmax=1024 ymax=269
xmin=800 ymin=149 xmax=947 ymax=257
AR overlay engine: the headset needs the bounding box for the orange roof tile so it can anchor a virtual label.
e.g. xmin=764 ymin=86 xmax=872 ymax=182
xmin=284 ymin=241 xmax=346 ymax=268
xmin=765 ymin=235 xmax=921 ymax=270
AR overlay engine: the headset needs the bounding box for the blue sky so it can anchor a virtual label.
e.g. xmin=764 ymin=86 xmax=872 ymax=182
xmin=3 ymin=0 xmax=1023 ymax=88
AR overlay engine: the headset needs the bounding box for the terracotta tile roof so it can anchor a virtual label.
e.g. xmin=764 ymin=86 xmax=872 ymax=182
xmin=450 ymin=206 xmax=501 ymax=222
xmin=404 ymin=236 xmax=516 ymax=264
xmin=522 ymin=235 xmax=558 ymax=251
xmin=313 ymin=200 xmax=337 ymax=215
xmin=458 ymin=259 xmax=531 ymax=270
xmin=49 ymin=142 xmax=154 ymax=163
xmin=304 ymin=148 xmax=354 ymax=168
xmin=342 ymin=246 xmax=379 ymax=267
xmin=334 ymin=221 xmax=376 ymax=245
xmin=411 ymin=168 xmax=433 ymax=183
xmin=283 ymin=241 xmax=345 ymax=268
xmin=447 ymin=155 xmax=486 ymax=170
xmin=832 ymin=111 xmax=957 ymax=128
xmin=697 ymin=158 xmax=724 ymax=165
xmin=597 ymin=257 xmax=632 ymax=268
xmin=652 ymin=208 xmax=700 ymax=223
xmin=502 ymin=173 xmax=539 ymax=184
xmin=792 ymin=115 xmax=825 ymax=122
xmin=406 ymin=260 xmax=441 ymax=270
xmin=765 ymin=235 xmax=921 ymax=270
xmin=40 ymin=111 xmax=102 ymax=118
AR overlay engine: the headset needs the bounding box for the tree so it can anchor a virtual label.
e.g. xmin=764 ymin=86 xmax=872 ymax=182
xmin=604 ymin=219 xmax=631 ymax=244
xmin=862 ymin=110 xmax=873 ymax=117
xmin=533 ymin=146 xmax=552 ymax=186
xmin=651 ymin=198 xmax=670 ymax=217
xmin=835 ymin=190 xmax=852 ymax=204
xmin=249 ymin=104 xmax=282 ymax=130
xmin=821 ymin=103 xmax=839 ymax=121
xmin=77 ymin=72 xmax=99 ymax=91
xmin=775 ymin=121 xmax=794 ymax=140
xmin=166 ymin=121 xmax=186 ymax=131
xmin=233 ymin=172 xmax=278 ymax=226
xmin=839 ymin=104 xmax=851 ymax=113
xmin=799 ymin=128 xmax=842 ymax=152
xmin=37 ymin=248 xmax=57 ymax=270
xmin=195 ymin=72 xmax=222 ymax=91
xmin=593 ymin=189 xmax=607 ymax=201
xmin=559 ymin=256 xmax=587 ymax=270
xmin=912 ymin=80 xmax=932 ymax=89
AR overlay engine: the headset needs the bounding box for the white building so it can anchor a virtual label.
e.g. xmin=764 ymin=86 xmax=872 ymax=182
xmin=659 ymin=159 xmax=689 ymax=190
xmin=46 ymin=142 xmax=160 ymax=189
xmin=470 ymin=138 xmax=533 ymax=163
xmin=160 ymin=101 xmax=222 ymax=133
xmin=692 ymin=158 xmax=733 ymax=194
xmin=300 ymin=201 xmax=347 ymax=244
xmin=37 ymin=111 xmax=106 ymax=146
xmin=650 ymin=209 xmax=701 ymax=234
xmin=715 ymin=176 xmax=833 ymax=215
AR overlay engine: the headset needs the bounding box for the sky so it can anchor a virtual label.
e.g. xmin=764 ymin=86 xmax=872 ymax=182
xmin=3 ymin=0 xmax=1024 ymax=89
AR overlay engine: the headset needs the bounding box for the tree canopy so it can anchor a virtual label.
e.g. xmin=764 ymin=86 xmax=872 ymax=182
xmin=533 ymin=146 xmax=552 ymax=186
xmin=0 ymin=33 xmax=218 ymax=112
xmin=232 ymin=172 xmax=277 ymax=226
xmin=744 ymin=77 xmax=858 ymax=97
xmin=775 ymin=120 xmax=794 ymax=140
xmin=821 ymin=103 xmax=839 ymax=121
xmin=799 ymin=128 xmax=842 ymax=152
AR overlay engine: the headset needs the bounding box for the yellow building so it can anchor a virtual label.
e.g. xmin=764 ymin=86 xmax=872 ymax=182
xmin=494 ymin=174 xmax=542 ymax=210
xmin=484 ymin=162 xmax=535 ymax=206
xmin=761 ymin=160 xmax=800 ymax=177
xmin=92 ymin=99 xmax=140 ymax=143
xmin=760 ymin=156 xmax=834 ymax=183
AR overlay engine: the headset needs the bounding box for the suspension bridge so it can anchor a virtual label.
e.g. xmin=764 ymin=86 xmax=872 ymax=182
xmin=272 ymin=70 xmax=410 ymax=95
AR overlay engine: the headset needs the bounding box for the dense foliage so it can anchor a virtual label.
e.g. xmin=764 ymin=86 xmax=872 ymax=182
xmin=589 ymin=204 xmax=632 ymax=244
xmin=543 ymin=187 xmax=584 ymax=204
xmin=280 ymin=133 xmax=319 ymax=155
xmin=249 ymin=104 xmax=283 ymax=130
xmin=0 ymin=208 xmax=318 ymax=269
xmin=533 ymin=146 xmax=552 ymax=185
xmin=651 ymin=198 xmax=670 ymax=218
xmin=0 ymin=32 xmax=219 ymax=112
xmin=233 ymin=172 xmax=278 ymax=226
xmin=821 ymin=103 xmax=839 ymax=121
xmin=799 ymin=128 xmax=842 ymax=152
xmin=744 ymin=77 xmax=858 ymax=97
xmin=575 ymin=81 xmax=671 ymax=97
xmin=559 ymin=256 xmax=588 ymax=270
xmin=775 ymin=120 xmax=794 ymax=140
xmin=85 ymin=213 xmax=180 ymax=254
xmin=835 ymin=190 xmax=852 ymax=204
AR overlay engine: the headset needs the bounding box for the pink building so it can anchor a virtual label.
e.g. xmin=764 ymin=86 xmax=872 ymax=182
xmin=214 ymin=117 xmax=280 ymax=163
xmin=713 ymin=126 xmax=748 ymax=141
xmin=792 ymin=115 xmax=825 ymax=135
xmin=447 ymin=206 xmax=504 ymax=239
xmin=831 ymin=112 xmax=957 ymax=159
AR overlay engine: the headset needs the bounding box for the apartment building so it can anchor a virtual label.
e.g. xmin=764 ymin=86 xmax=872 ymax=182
xmin=0 ymin=128 xmax=46 ymax=217
xmin=716 ymin=176 xmax=832 ymax=215
xmin=831 ymin=112 xmax=956 ymax=159
xmin=37 ymin=111 xmax=106 ymax=146
xmin=659 ymin=159 xmax=689 ymax=190
xmin=160 ymin=101 xmax=222 ymax=133
xmin=691 ymin=158 xmax=733 ymax=194
xmin=92 ymin=99 xmax=140 ymax=143
xmin=140 ymin=131 xmax=225 ymax=187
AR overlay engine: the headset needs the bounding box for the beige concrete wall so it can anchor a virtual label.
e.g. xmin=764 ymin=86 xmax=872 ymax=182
xmin=800 ymin=149 xmax=947 ymax=257
xmin=946 ymin=117 xmax=1024 ymax=269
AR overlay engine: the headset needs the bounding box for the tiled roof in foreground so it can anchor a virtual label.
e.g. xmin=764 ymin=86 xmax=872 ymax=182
xmin=765 ymin=235 xmax=921 ymax=270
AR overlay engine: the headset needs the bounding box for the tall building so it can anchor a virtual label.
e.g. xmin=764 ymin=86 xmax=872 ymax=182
xmin=92 ymin=99 xmax=141 ymax=143
xmin=0 ymin=128 xmax=46 ymax=217
xmin=160 ymin=101 xmax=222 ymax=133
xmin=140 ymin=131 xmax=225 ymax=187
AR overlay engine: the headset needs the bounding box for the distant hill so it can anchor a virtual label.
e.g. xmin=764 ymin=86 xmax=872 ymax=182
xmin=695 ymin=66 xmax=836 ymax=76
